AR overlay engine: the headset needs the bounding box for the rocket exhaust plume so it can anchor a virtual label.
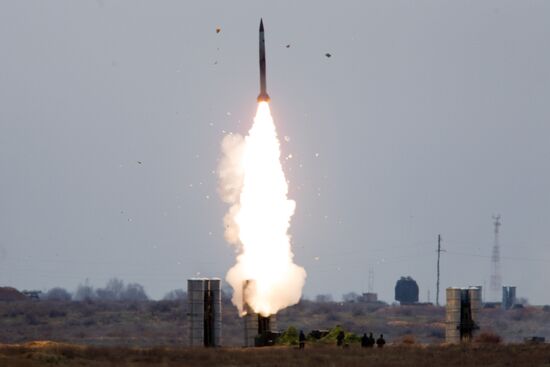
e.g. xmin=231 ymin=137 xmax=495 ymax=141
xmin=218 ymin=20 xmax=306 ymax=317
xmin=219 ymin=102 xmax=306 ymax=316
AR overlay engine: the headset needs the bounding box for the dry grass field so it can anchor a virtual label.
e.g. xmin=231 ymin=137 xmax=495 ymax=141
xmin=1 ymin=296 xmax=549 ymax=367
xmin=1 ymin=342 xmax=550 ymax=367
xmin=1 ymin=300 xmax=550 ymax=347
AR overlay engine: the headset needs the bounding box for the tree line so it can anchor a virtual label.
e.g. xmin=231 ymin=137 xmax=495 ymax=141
xmin=41 ymin=278 xmax=187 ymax=302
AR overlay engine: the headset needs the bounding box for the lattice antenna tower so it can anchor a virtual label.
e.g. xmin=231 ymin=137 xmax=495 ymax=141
xmin=490 ymin=214 xmax=502 ymax=302
xmin=367 ymin=268 xmax=375 ymax=293
xmin=436 ymin=234 xmax=445 ymax=306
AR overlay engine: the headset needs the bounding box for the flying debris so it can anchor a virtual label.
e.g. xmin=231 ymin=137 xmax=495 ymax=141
xmin=285 ymin=44 xmax=290 ymax=48
xmin=257 ymin=19 xmax=270 ymax=102
xmin=325 ymin=53 xmax=332 ymax=58
xmin=137 ymin=161 xmax=142 ymax=164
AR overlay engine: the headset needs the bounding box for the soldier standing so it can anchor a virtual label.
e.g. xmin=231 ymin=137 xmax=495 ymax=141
xmin=361 ymin=333 xmax=369 ymax=347
xmin=337 ymin=330 xmax=345 ymax=346
xmin=368 ymin=332 xmax=375 ymax=347
xmin=376 ymin=334 xmax=386 ymax=348
xmin=299 ymin=330 xmax=306 ymax=349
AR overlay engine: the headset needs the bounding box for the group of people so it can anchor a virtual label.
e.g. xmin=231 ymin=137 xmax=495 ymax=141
xmin=361 ymin=332 xmax=386 ymax=348
xmin=296 ymin=330 xmax=387 ymax=349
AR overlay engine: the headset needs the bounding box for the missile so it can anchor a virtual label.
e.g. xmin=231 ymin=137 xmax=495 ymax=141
xmin=257 ymin=19 xmax=270 ymax=102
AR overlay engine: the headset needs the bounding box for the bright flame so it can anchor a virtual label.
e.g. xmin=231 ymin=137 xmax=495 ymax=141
xmin=219 ymin=102 xmax=306 ymax=316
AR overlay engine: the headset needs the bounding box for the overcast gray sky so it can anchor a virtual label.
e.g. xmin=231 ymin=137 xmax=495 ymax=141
xmin=1 ymin=0 xmax=549 ymax=304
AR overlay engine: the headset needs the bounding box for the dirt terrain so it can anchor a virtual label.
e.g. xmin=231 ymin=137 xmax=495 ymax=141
xmin=1 ymin=342 xmax=550 ymax=367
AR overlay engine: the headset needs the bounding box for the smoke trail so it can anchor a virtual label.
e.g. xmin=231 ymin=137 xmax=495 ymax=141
xmin=218 ymin=102 xmax=306 ymax=316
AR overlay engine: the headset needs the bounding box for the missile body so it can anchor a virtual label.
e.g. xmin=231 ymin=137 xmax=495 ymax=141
xmin=257 ymin=19 xmax=270 ymax=102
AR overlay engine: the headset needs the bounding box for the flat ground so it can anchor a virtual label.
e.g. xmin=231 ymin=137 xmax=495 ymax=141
xmin=1 ymin=342 xmax=550 ymax=367
xmin=1 ymin=300 xmax=549 ymax=346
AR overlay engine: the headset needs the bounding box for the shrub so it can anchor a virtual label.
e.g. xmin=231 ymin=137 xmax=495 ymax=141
xmin=150 ymin=301 xmax=172 ymax=314
xmin=429 ymin=328 xmax=445 ymax=339
xmin=351 ymin=305 xmax=365 ymax=317
xmin=48 ymin=309 xmax=67 ymax=318
xmin=163 ymin=289 xmax=186 ymax=301
xmin=75 ymin=303 xmax=95 ymax=317
xmin=474 ymin=332 xmax=502 ymax=344
xmin=320 ymin=325 xmax=344 ymax=343
xmin=25 ymin=313 xmax=41 ymax=325
xmin=319 ymin=325 xmax=360 ymax=345
xmin=4 ymin=307 xmax=23 ymax=318
xmin=315 ymin=294 xmax=333 ymax=303
xmin=123 ymin=283 xmax=148 ymax=301
xmin=44 ymin=287 xmax=72 ymax=301
xmin=82 ymin=318 xmax=96 ymax=327
xmin=401 ymin=335 xmax=416 ymax=345
xmin=397 ymin=307 xmax=413 ymax=317
xmin=278 ymin=326 xmax=299 ymax=345
xmin=345 ymin=332 xmax=361 ymax=344
xmin=74 ymin=282 xmax=96 ymax=301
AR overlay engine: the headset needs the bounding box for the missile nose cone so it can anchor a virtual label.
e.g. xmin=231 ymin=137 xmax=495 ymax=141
xmin=260 ymin=18 xmax=264 ymax=32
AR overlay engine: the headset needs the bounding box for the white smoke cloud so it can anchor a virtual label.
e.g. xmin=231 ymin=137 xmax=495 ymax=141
xmin=218 ymin=102 xmax=306 ymax=316
xmin=218 ymin=134 xmax=245 ymax=245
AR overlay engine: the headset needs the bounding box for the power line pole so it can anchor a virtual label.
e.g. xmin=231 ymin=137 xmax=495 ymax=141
xmin=436 ymin=234 xmax=443 ymax=306
xmin=490 ymin=215 xmax=502 ymax=302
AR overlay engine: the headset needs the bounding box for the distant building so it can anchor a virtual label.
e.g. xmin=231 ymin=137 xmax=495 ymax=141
xmin=360 ymin=292 xmax=378 ymax=303
xmin=394 ymin=276 xmax=419 ymax=305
